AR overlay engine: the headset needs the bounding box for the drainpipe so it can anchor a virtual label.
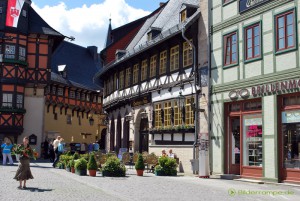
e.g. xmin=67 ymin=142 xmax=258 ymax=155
xmin=208 ymin=0 xmax=212 ymax=175
xmin=182 ymin=25 xmax=199 ymax=174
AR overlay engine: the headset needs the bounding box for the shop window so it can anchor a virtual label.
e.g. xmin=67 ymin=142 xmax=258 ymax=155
xmin=164 ymin=102 xmax=172 ymax=127
xmin=224 ymin=32 xmax=238 ymax=66
xmin=243 ymin=101 xmax=262 ymax=111
xmin=283 ymin=95 xmax=300 ymax=106
xmin=159 ymin=50 xmax=167 ymax=74
xmin=133 ymin=64 xmax=139 ymax=84
xmin=141 ymin=60 xmax=147 ymax=81
xmin=282 ymin=111 xmax=300 ymax=169
xmin=2 ymin=93 xmax=13 ymax=108
xmin=5 ymin=45 xmax=15 ymax=59
xmin=19 ymin=46 xmax=26 ymax=61
xmin=275 ymin=10 xmax=295 ymax=52
xmin=183 ymin=40 xmax=193 ymax=67
xmin=185 ymin=97 xmax=194 ymax=125
xmin=174 ymin=101 xmax=182 ymax=126
xmin=170 ymin=45 xmax=179 ymax=71
xmin=155 ymin=104 xmax=162 ymax=128
xmin=229 ymin=103 xmax=240 ymax=112
xmin=245 ymin=23 xmax=261 ymax=60
xmin=150 ymin=55 xmax=157 ymax=78
xmin=125 ymin=67 xmax=131 ymax=87
xmin=243 ymin=115 xmax=263 ymax=167
xmin=119 ymin=70 xmax=124 ymax=89
xmin=16 ymin=94 xmax=23 ymax=109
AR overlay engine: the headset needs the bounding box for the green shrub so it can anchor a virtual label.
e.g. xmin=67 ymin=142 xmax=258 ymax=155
xmin=69 ymin=159 xmax=75 ymax=168
xmin=155 ymin=156 xmax=177 ymax=176
xmin=135 ymin=154 xmax=145 ymax=170
xmin=80 ymin=153 xmax=89 ymax=161
xmin=75 ymin=158 xmax=87 ymax=170
xmin=102 ymin=156 xmax=126 ymax=177
xmin=87 ymin=153 xmax=98 ymax=170
xmin=73 ymin=152 xmax=80 ymax=160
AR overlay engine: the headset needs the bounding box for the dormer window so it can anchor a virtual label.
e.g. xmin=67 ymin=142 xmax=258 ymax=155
xmin=58 ymin=65 xmax=67 ymax=78
xmin=147 ymin=27 xmax=162 ymax=41
xmin=115 ymin=49 xmax=127 ymax=60
xmin=180 ymin=9 xmax=187 ymax=22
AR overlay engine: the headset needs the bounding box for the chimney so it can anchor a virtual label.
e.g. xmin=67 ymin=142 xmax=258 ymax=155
xmin=160 ymin=2 xmax=165 ymax=7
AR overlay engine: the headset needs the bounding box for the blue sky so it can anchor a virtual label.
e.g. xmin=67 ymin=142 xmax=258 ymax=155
xmin=32 ymin=0 xmax=167 ymax=49
xmin=34 ymin=0 xmax=166 ymax=13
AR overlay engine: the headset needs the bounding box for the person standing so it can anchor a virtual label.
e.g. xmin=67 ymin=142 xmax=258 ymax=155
xmin=52 ymin=136 xmax=61 ymax=167
xmin=13 ymin=137 xmax=34 ymax=189
xmin=1 ymin=140 xmax=14 ymax=165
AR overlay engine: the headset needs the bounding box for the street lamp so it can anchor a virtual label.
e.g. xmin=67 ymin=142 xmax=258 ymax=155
xmin=140 ymin=109 xmax=148 ymax=119
xmin=177 ymin=91 xmax=186 ymax=124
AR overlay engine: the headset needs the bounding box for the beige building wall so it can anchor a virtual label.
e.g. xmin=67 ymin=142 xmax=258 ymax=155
xmin=44 ymin=105 xmax=104 ymax=144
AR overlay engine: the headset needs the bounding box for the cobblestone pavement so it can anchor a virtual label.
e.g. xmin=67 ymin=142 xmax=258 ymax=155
xmin=0 ymin=161 xmax=300 ymax=201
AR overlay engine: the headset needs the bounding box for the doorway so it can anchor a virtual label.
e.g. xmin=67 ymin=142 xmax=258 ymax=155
xmin=139 ymin=118 xmax=149 ymax=153
xmin=228 ymin=117 xmax=241 ymax=175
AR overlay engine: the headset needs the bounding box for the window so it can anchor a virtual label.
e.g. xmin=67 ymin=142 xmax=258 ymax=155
xmin=170 ymin=45 xmax=179 ymax=71
xmin=76 ymin=92 xmax=81 ymax=100
xmin=16 ymin=94 xmax=23 ymax=109
xmin=133 ymin=64 xmax=139 ymax=84
xmin=97 ymin=96 xmax=102 ymax=104
xmin=57 ymin=88 xmax=63 ymax=96
xmin=86 ymin=94 xmax=90 ymax=102
xmin=114 ymin=73 xmax=118 ymax=90
xmin=224 ymin=32 xmax=238 ymax=66
xmin=2 ymin=93 xmax=13 ymax=108
xmin=180 ymin=10 xmax=187 ymax=22
xmin=174 ymin=101 xmax=182 ymax=126
xmin=45 ymin=85 xmax=50 ymax=94
xmin=69 ymin=90 xmax=75 ymax=99
xmin=141 ymin=60 xmax=147 ymax=81
xmin=19 ymin=46 xmax=26 ymax=61
xmin=125 ymin=68 xmax=131 ymax=87
xmin=81 ymin=93 xmax=85 ymax=101
xmin=276 ymin=11 xmax=295 ymax=52
xmin=52 ymin=86 xmax=56 ymax=95
xmin=185 ymin=97 xmax=194 ymax=125
xmin=147 ymin=32 xmax=152 ymax=41
xmin=5 ymin=45 xmax=15 ymax=59
xmin=164 ymin=102 xmax=171 ymax=127
xmin=119 ymin=70 xmax=124 ymax=89
xmin=245 ymin=23 xmax=261 ymax=60
xmin=159 ymin=50 xmax=167 ymax=74
xmin=183 ymin=41 xmax=193 ymax=67
xmin=67 ymin=114 xmax=72 ymax=124
xmin=93 ymin=95 xmax=97 ymax=103
xmin=150 ymin=55 xmax=157 ymax=78
xmin=155 ymin=104 xmax=162 ymax=128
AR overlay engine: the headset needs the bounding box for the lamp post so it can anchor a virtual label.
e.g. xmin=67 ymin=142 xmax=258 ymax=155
xmin=177 ymin=91 xmax=186 ymax=125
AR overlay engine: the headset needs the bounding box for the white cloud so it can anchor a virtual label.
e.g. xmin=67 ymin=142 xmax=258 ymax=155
xmin=31 ymin=0 xmax=150 ymax=50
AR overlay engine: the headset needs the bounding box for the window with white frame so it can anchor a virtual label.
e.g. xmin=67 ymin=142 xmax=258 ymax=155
xmin=19 ymin=46 xmax=26 ymax=61
xmin=57 ymin=88 xmax=64 ymax=96
xmin=159 ymin=50 xmax=167 ymax=74
xmin=5 ymin=45 xmax=15 ymax=59
xmin=69 ymin=90 xmax=75 ymax=99
xmin=16 ymin=94 xmax=23 ymax=109
xmin=2 ymin=93 xmax=13 ymax=108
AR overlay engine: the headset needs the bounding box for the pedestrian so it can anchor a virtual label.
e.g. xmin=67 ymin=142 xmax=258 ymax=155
xmin=1 ymin=140 xmax=14 ymax=165
xmin=52 ymin=136 xmax=61 ymax=167
xmin=168 ymin=149 xmax=175 ymax=158
xmin=93 ymin=142 xmax=100 ymax=152
xmin=161 ymin=149 xmax=167 ymax=157
xmin=13 ymin=137 xmax=34 ymax=189
xmin=49 ymin=142 xmax=55 ymax=162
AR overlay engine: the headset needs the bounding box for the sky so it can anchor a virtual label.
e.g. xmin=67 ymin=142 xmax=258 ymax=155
xmin=32 ymin=0 xmax=167 ymax=50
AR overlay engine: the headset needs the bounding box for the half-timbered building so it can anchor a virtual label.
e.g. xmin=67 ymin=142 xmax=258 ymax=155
xmin=96 ymin=0 xmax=209 ymax=173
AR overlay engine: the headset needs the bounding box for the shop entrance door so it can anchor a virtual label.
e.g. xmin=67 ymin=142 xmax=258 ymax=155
xmin=229 ymin=117 xmax=241 ymax=175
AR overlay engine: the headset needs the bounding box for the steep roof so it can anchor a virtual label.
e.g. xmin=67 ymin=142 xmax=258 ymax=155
xmin=51 ymin=41 xmax=102 ymax=91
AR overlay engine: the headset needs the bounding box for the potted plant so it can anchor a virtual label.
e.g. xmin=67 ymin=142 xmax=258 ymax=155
xmin=154 ymin=165 xmax=164 ymax=176
xmin=154 ymin=156 xmax=177 ymax=176
xmin=102 ymin=156 xmax=126 ymax=177
xmin=70 ymin=159 xmax=75 ymax=173
xmin=87 ymin=153 xmax=98 ymax=177
xmin=135 ymin=154 xmax=145 ymax=176
xmin=74 ymin=158 xmax=87 ymax=176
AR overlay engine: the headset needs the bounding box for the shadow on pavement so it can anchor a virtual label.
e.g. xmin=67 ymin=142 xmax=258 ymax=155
xmin=22 ymin=187 xmax=53 ymax=192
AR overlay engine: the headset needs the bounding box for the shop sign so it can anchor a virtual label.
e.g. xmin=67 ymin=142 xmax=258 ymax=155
xmin=252 ymin=79 xmax=300 ymax=96
xmin=131 ymin=95 xmax=151 ymax=107
xmin=239 ymin=0 xmax=271 ymax=13
xmin=282 ymin=110 xmax=300 ymax=123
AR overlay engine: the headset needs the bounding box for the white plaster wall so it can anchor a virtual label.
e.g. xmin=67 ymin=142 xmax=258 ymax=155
xmin=263 ymin=33 xmax=273 ymax=54
xmin=263 ymin=95 xmax=277 ymax=179
xmin=264 ymin=54 xmax=274 ymax=75
xmin=211 ymin=68 xmax=222 ymax=85
xmin=152 ymin=84 xmax=194 ymax=103
xmin=211 ymin=49 xmax=222 ymax=68
xmin=212 ymin=32 xmax=222 ymax=50
xmin=223 ymin=67 xmax=238 ymax=83
xmin=185 ymin=133 xmax=194 ymax=141
xmin=212 ymin=0 xmax=221 ymax=8
xmin=22 ymin=95 xmax=45 ymax=157
xmin=244 ymin=16 xmax=261 ymax=26
xmin=274 ymin=3 xmax=295 ymax=14
xmin=263 ymin=12 xmax=273 ymax=32
xmin=245 ymin=60 xmax=262 ymax=79
xmin=222 ymin=1 xmax=237 ymax=21
xmin=164 ymin=134 xmax=171 ymax=141
xmin=173 ymin=134 xmax=182 ymax=141
xmin=276 ymin=52 xmax=297 ymax=72
xmin=212 ymin=6 xmax=222 ymax=26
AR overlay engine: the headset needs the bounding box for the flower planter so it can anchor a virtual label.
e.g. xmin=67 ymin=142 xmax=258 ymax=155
xmin=71 ymin=167 xmax=75 ymax=173
xmin=136 ymin=169 xmax=144 ymax=176
xmin=88 ymin=169 xmax=97 ymax=177
xmin=75 ymin=169 xmax=87 ymax=176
